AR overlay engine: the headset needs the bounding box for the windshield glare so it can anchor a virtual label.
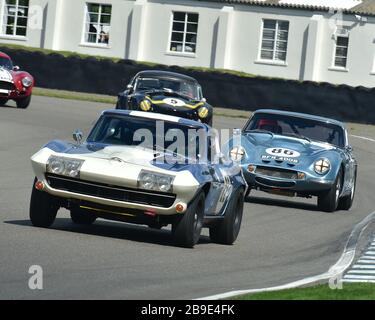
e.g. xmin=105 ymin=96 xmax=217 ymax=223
xmin=0 ymin=57 xmax=13 ymax=70
xmin=245 ymin=113 xmax=345 ymax=148
xmin=87 ymin=115 xmax=206 ymax=158
xmin=135 ymin=77 xmax=201 ymax=100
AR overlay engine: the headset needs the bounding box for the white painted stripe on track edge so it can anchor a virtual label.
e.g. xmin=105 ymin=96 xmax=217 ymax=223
xmin=350 ymin=135 xmax=375 ymax=143
xmin=196 ymin=210 xmax=375 ymax=300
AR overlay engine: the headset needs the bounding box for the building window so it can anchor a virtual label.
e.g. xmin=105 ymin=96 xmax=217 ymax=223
xmin=334 ymin=36 xmax=349 ymax=68
xmin=169 ymin=12 xmax=199 ymax=54
xmin=1 ymin=0 xmax=29 ymax=37
xmin=83 ymin=3 xmax=112 ymax=45
xmin=260 ymin=19 xmax=289 ymax=62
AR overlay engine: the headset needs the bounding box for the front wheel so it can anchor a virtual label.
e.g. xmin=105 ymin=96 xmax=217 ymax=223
xmin=338 ymin=169 xmax=357 ymax=210
xmin=16 ymin=95 xmax=31 ymax=109
xmin=209 ymin=188 xmax=244 ymax=245
xmin=0 ymin=98 xmax=8 ymax=106
xmin=70 ymin=207 xmax=97 ymax=225
xmin=317 ymin=172 xmax=342 ymax=212
xmin=172 ymin=192 xmax=205 ymax=248
xmin=30 ymin=178 xmax=59 ymax=227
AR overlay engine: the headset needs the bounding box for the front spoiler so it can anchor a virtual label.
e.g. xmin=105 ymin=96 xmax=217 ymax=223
xmin=242 ymin=169 xmax=335 ymax=195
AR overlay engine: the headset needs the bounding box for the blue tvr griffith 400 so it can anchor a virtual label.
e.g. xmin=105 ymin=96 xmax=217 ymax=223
xmin=227 ymin=109 xmax=358 ymax=212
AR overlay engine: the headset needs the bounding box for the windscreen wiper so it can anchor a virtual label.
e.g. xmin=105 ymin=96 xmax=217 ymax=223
xmin=283 ymin=133 xmax=311 ymax=142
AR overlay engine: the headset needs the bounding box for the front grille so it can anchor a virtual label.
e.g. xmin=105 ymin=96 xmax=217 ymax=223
xmin=0 ymin=81 xmax=15 ymax=91
xmin=256 ymin=166 xmax=298 ymax=180
xmin=255 ymin=177 xmax=296 ymax=188
xmin=46 ymin=174 xmax=176 ymax=208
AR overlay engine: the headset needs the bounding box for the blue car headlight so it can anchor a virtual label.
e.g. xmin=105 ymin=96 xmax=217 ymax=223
xmin=314 ymin=158 xmax=331 ymax=175
xmin=47 ymin=156 xmax=84 ymax=178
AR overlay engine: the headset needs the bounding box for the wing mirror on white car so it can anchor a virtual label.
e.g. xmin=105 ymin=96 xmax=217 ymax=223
xmin=73 ymin=129 xmax=83 ymax=145
xmin=13 ymin=65 xmax=20 ymax=71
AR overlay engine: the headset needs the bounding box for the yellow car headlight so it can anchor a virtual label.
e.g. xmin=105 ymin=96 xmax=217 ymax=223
xmin=198 ymin=106 xmax=209 ymax=119
xmin=140 ymin=99 xmax=151 ymax=111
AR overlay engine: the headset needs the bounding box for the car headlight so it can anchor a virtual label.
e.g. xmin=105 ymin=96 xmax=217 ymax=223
xmin=22 ymin=76 xmax=32 ymax=88
xmin=138 ymin=170 xmax=174 ymax=193
xmin=139 ymin=99 xmax=151 ymax=111
xmin=230 ymin=146 xmax=245 ymax=161
xmin=47 ymin=156 xmax=84 ymax=178
xmin=198 ymin=106 xmax=209 ymax=119
xmin=314 ymin=158 xmax=331 ymax=175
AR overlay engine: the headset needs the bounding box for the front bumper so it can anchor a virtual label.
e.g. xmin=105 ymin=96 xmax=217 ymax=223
xmin=0 ymin=87 xmax=32 ymax=100
xmin=38 ymin=173 xmax=195 ymax=216
xmin=242 ymin=165 xmax=335 ymax=195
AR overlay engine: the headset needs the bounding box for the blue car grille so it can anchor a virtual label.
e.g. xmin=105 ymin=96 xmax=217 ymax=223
xmin=255 ymin=166 xmax=298 ymax=180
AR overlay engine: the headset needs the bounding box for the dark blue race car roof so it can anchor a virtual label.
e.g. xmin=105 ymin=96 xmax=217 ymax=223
xmin=102 ymin=109 xmax=208 ymax=129
xmin=135 ymin=70 xmax=198 ymax=83
xmin=254 ymin=109 xmax=346 ymax=128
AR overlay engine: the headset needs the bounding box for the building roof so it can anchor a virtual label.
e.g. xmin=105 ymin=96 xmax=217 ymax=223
xmin=201 ymin=0 xmax=375 ymax=16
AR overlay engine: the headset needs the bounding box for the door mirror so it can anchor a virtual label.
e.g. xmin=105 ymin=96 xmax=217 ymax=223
xmin=202 ymin=97 xmax=207 ymax=103
xmin=13 ymin=65 xmax=20 ymax=71
xmin=73 ymin=129 xmax=83 ymax=145
xmin=345 ymin=145 xmax=353 ymax=152
xmin=127 ymin=84 xmax=133 ymax=91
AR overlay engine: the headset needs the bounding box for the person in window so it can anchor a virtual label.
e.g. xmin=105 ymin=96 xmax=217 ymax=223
xmin=99 ymin=31 xmax=109 ymax=44
xmin=88 ymin=24 xmax=97 ymax=43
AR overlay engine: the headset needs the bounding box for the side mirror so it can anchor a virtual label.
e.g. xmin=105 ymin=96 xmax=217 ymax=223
xmin=13 ymin=65 xmax=20 ymax=71
xmin=202 ymin=98 xmax=207 ymax=103
xmin=73 ymin=129 xmax=83 ymax=145
xmin=127 ymin=84 xmax=133 ymax=91
xmin=346 ymin=145 xmax=353 ymax=152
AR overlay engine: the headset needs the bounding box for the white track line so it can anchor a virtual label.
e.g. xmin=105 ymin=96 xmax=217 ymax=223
xmin=350 ymin=135 xmax=375 ymax=143
xmin=196 ymin=210 xmax=375 ymax=300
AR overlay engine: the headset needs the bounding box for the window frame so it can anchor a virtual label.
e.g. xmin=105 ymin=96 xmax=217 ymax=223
xmin=258 ymin=19 xmax=290 ymax=64
xmin=81 ymin=2 xmax=112 ymax=47
xmin=167 ymin=11 xmax=199 ymax=56
xmin=0 ymin=0 xmax=29 ymax=38
xmin=332 ymin=34 xmax=350 ymax=70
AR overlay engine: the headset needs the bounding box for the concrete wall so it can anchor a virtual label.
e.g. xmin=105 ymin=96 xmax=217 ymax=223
xmin=1 ymin=0 xmax=375 ymax=88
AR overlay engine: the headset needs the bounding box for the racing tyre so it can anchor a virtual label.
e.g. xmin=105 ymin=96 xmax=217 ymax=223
xmin=338 ymin=169 xmax=357 ymax=211
xmin=70 ymin=207 xmax=97 ymax=225
xmin=30 ymin=178 xmax=59 ymax=228
xmin=0 ymin=98 xmax=8 ymax=106
xmin=209 ymin=187 xmax=244 ymax=245
xmin=16 ymin=95 xmax=31 ymax=109
xmin=317 ymin=171 xmax=342 ymax=212
xmin=172 ymin=192 xmax=205 ymax=248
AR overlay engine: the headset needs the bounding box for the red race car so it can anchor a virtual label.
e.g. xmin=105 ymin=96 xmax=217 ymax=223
xmin=0 ymin=51 xmax=34 ymax=109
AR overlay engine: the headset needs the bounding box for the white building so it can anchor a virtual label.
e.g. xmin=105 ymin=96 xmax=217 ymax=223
xmin=1 ymin=0 xmax=375 ymax=87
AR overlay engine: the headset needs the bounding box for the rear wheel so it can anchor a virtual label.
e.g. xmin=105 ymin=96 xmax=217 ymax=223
xmin=209 ymin=188 xmax=244 ymax=245
xmin=318 ymin=171 xmax=342 ymax=212
xmin=30 ymin=178 xmax=59 ymax=227
xmin=16 ymin=95 xmax=31 ymax=109
xmin=172 ymin=192 xmax=205 ymax=248
xmin=70 ymin=207 xmax=97 ymax=225
xmin=338 ymin=169 xmax=357 ymax=210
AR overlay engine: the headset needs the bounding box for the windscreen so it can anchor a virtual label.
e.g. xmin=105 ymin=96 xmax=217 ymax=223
xmin=245 ymin=113 xmax=345 ymax=148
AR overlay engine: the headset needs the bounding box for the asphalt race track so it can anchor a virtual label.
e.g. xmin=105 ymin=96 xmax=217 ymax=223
xmin=0 ymin=96 xmax=374 ymax=299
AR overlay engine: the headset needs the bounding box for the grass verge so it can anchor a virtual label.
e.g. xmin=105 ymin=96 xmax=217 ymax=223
xmin=32 ymin=87 xmax=251 ymax=119
xmin=232 ymin=283 xmax=375 ymax=300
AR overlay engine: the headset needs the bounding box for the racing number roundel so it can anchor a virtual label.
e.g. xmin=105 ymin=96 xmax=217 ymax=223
xmin=265 ymin=148 xmax=300 ymax=158
xmin=163 ymin=98 xmax=185 ymax=107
